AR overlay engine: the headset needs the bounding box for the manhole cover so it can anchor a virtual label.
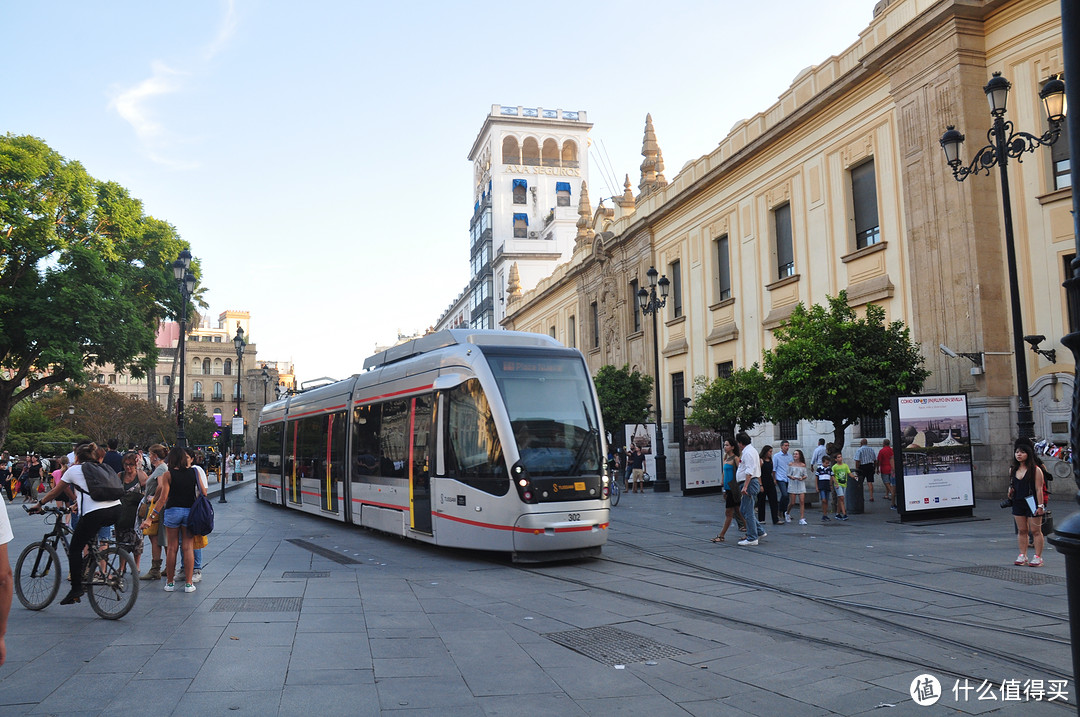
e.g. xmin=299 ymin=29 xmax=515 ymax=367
xmin=211 ymin=597 xmax=303 ymax=613
xmin=545 ymin=626 xmax=688 ymax=666
xmin=282 ymin=571 xmax=330 ymax=578
xmin=286 ymin=538 xmax=362 ymax=565
xmin=953 ymin=565 xmax=1065 ymax=585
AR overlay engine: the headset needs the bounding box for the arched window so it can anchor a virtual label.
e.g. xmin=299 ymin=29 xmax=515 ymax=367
xmin=562 ymin=140 xmax=578 ymax=167
xmin=233 ymin=381 xmax=242 ymax=399
xmin=224 ymin=358 xmax=233 ymax=376
xmin=512 ymin=179 xmax=527 ymax=205
xmin=501 ymin=136 xmax=519 ymax=164
xmin=202 ymin=358 xmax=211 ymax=375
xmin=542 ymin=138 xmax=559 ymax=167
xmin=214 ymin=382 xmax=223 ymax=400
xmin=522 ymin=137 xmax=540 ymax=166
xmin=193 ymin=381 xmax=203 ymax=398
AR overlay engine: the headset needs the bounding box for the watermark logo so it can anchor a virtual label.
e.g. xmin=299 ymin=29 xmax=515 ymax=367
xmin=911 ymin=674 xmax=941 ymax=706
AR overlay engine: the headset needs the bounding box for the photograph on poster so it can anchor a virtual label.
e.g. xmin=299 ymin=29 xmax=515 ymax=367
xmin=683 ymin=425 xmax=725 ymax=489
xmin=625 ymin=423 xmax=657 ymax=479
xmin=896 ymin=394 xmax=975 ymax=512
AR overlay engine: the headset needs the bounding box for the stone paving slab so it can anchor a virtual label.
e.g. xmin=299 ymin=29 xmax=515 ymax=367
xmin=0 ymin=469 xmax=1076 ymax=715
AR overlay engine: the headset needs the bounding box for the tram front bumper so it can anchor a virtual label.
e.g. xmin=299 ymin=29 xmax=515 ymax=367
xmin=512 ymin=508 xmax=609 ymax=554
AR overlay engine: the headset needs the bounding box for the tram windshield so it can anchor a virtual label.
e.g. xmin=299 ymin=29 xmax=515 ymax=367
xmin=485 ymin=351 xmax=602 ymax=477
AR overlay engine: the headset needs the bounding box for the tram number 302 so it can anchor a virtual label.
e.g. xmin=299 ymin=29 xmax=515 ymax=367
xmin=567 ymin=513 xmax=581 ymax=521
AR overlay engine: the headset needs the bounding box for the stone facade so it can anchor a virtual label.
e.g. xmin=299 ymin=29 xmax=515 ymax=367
xmin=502 ymin=0 xmax=1071 ymax=496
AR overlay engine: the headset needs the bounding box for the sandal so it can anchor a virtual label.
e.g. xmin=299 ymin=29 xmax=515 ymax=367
xmin=711 ymin=535 xmax=725 ymax=543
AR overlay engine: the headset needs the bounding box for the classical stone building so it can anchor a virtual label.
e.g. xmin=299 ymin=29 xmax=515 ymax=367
xmin=501 ymin=0 xmax=1071 ymax=495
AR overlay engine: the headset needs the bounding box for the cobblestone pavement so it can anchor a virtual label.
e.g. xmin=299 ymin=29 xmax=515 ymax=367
xmin=0 ymin=471 xmax=1074 ymax=716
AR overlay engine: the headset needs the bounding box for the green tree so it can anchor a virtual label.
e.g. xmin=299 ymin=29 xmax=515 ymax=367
xmin=686 ymin=365 xmax=769 ymax=438
xmin=762 ymin=291 xmax=929 ymax=450
xmin=593 ymin=364 xmax=653 ymax=446
xmin=0 ymin=134 xmax=196 ymax=450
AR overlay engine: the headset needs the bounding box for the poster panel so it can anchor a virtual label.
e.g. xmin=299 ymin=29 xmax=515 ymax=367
xmin=624 ymin=423 xmax=657 ymax=478
xmin=895 ymin=394 xmax=975 ymax=513
xmin=683 ymin=424 xmax=724 ymax=489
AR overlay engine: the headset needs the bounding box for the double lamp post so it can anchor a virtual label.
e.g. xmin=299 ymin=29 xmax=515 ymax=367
xmin=637 ymin=266 xmax=671 ymax=493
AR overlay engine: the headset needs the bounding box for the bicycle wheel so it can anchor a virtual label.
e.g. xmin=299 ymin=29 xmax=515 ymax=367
xmin=610 ymin=480 xmax=620 ymax=507
xmin=15 ymin=541 xmax=61 ymax=610
xmin=86 ymin=546 xmax=138 ymax=620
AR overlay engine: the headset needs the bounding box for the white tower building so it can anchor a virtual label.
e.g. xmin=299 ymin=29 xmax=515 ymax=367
xmin=451 ymin=105 xmax=591 ymax=330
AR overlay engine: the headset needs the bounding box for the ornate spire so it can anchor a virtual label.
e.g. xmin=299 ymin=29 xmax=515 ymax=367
xmin=639 ymin=114 xmax=658 ymax=194
xmin=575 ymin=180 xmax=594 ymax=249
xmin=506 ymin=262 xmax=522 ymax=304
xmin=656 ymin=148 xmax=667 ymax=187
xmin=620 ymin=174 xmax=635 ymax=209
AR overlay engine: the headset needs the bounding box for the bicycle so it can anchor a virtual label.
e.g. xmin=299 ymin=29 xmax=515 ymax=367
xmin=16 ymin=505 xmax=139 ymax=619
xmin=608 ymin=467 xmax=621 ymax=507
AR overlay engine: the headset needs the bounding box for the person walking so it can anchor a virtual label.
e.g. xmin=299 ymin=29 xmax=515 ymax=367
xmin=736 ymin=432 xmax=765 ymax=546
xmin=877 ymin=439 xmax=895 ymax=510
xmin=817 ymin=455 xmax=834 ymax=522
xmin=788 ymin=449 xmax=809 ymax=524
xmin=757 ymin=445 xmax=781 ymax=525
xmin=30 ymin=443 xmax=121 ymax=605
xmin=774 ymin=440 xmax=793 ymax=523
xmin=1008 ymin=438 xmax=1047 ymax=567
xmin=712 ymin=438 xmax=746 ymax=542
xmin=855 ymin=438 xmax=877 ymax=504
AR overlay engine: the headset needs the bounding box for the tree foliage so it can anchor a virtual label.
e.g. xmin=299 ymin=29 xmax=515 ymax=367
xmin=592 ymin=364 xmax=653 ymax=445
xmin=686 ymin=365 xmax=769 ymax=438
xmin=762 ymin=291 xmax=929 ymax=450
xmin=0 ymin=134 xmax=198 ymax=450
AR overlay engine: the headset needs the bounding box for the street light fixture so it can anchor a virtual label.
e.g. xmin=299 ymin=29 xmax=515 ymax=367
xmin=636 ymin=266 xmax=671 ymax=492
xmin=171 ymin=249 xmax=196 ymax=447
xmin=261 ymin=365 xmax=271 ymax=405
xmin=67 ymin=405 xmax=74 ymax=432
xmin=939 ymin=72 xmax=1067 ymax=439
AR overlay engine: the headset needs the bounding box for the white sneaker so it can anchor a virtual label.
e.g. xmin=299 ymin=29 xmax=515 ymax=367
xmin=737 ymin=538 xmax=759 ymax=546
xmin=183 ymin=583 xmax=196 ymax=593
xmin=164 ymin=582 xmax=175 ymax=592
xmin=798 ymin=518 xmax=807 ymax=525
xmin=191 ymin=570 xmax=202 ymax=584
xmin=758 ymin=531 xmax=767 ymax=539
xmin=785 ymin=512 xmax=792 ymax=523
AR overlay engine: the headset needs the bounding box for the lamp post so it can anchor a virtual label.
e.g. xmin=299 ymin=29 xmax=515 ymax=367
xmin=939 ymin=72 xmax=1066 ymax=440
xmin=171 ymin=249 xmax=196 ymax=448
xmin=261 ymin=365 xmax=271 ymax=405
xmin=225 ymin=325 xmax=245 ymax=503
xmin=637 ymin=266 xmax=671 ymax=492
xmin=67 ymin=405 xmax=74 ymax=432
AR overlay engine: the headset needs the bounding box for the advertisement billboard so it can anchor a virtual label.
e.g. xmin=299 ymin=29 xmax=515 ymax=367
xmin=893 ymin=393 xmax=975 ymax=519
xmin=682 ymin=424 xmax=725 ymax=490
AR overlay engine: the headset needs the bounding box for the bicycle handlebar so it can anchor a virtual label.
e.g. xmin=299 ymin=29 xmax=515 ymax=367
xmin=23 ymin=504 xmax=71 ymax=516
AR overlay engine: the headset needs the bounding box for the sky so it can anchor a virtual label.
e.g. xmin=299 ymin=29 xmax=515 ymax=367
xmin=3 ymin=0 xmax=878 ymax=383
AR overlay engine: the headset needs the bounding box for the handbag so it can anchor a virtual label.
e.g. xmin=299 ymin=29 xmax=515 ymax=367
xmin=187 ymin=493 xmax=214 ymax=536
xmin=1042 ymin=510 xmax=1055 ymax=536
xmin=193 ymin=534 xmax=208 ymax=549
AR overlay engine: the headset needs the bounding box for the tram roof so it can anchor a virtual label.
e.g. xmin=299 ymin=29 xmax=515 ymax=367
xmin=361 ymin=329 xmax=562 ymax=371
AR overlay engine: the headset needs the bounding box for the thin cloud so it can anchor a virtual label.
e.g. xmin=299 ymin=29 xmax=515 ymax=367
xmin=109 ymin=0 xmax=238 ymax=168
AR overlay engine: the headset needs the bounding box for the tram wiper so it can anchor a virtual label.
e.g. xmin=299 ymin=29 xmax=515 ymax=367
xmin=567 ymin=401 xmax=599 ymax=477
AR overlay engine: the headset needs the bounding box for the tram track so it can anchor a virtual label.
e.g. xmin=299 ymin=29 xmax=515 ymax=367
xmin=610 ymin=517 xmax=1071 ymax=623
xmin=514 ymin=537 xmax=1073 ymax=709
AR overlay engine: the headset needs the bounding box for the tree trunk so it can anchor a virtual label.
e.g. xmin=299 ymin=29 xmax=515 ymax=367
xmin=148 ymin=365 xmax=157 ymax=404
xmin=832 ymin=421 xmax=849 ymax=453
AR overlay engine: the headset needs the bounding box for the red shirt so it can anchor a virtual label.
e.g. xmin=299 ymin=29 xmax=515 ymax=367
xmin=877 ymin=446 xmax=894 ymax=474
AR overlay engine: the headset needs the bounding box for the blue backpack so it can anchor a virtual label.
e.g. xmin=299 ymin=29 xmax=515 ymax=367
xmin=187 ymin=493 xmax=215 ymax=536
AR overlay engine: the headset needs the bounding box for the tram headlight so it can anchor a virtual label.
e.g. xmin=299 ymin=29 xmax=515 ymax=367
xmin=511 ymin=460 xmax=536 ymax=504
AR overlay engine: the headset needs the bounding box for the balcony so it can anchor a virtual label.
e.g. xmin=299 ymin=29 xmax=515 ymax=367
xmin=191 ymin=395 xmax=204 ymax=402
xmin=211 ymin=395 xmax=224 ymax=402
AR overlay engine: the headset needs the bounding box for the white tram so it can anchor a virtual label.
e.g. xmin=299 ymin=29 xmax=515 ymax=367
xmin=255 ymin=330 xmax=609 ymax=561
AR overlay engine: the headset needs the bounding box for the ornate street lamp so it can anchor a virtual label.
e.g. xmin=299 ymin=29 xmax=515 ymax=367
xmin=67 ymin=405 xmax=74 ymax=432
xmin=636 ymin=266 xmax=671 ymax=492
xmin=171 ymin=249 xmax=196 ymax=447
xmin=261 ymin=365 xmax=271 ymax=405
xmin=939 ymin=72 xmax=1067 ymax=439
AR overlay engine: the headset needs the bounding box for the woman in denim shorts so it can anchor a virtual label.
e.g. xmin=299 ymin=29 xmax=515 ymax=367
xmin=140 ymin=446 xmax=200 ymax=593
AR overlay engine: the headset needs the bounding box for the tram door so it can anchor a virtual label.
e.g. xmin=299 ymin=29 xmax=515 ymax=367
xmin=286 ymin=420 xmax=301 ymax=505
xmin=321 ymin=411 xmax=345 ymax=514
xmin=410 ymin=395 xmax=433 ymax=533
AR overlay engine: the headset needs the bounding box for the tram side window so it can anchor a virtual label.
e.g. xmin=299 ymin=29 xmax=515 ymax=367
xmin=257 ymin=423 xmax=284 ymax=472
xmin=328 ymin=410 xmax=347 ymax=484
xmin=294 ymin=415 xmax=327 ymax=481
xmin=380 ymin=399 xmax=410 ymax=478
xmin=444 ymin=379 xmax=508 ymax=496
xmin=353 ymin=403 xmax=383 ymax=477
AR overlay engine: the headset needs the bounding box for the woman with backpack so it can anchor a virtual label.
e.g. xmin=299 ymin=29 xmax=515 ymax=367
xmin=140 ymin=447 xmax=203 ymax=593
xmin=30 ymin=443 xmax=121 ymax=605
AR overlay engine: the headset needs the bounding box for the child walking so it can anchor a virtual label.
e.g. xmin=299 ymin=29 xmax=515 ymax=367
xmin=832 ymin=452 xmax=850 ymax=520
xmin=817 ymin=455 xmax=833 ymax=522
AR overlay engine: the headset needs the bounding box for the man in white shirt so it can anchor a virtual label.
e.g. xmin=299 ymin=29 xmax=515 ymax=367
xmin=736 ymin=432 xmax=766 ymax=546
xmin=0 ymin=493 xmax=12 ymax=666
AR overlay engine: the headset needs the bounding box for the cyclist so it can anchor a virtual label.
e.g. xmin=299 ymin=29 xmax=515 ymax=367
xmin=30 ymin=443 xmax=120 ymax=606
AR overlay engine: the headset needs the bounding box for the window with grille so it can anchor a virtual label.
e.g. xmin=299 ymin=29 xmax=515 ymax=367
xmin=717 ymin=361 xmax=733 ymax=379
xmin=778 ymin=418 xmax=798 ymax=441
xmin=860 ymin=414 xmax=886 ymax=438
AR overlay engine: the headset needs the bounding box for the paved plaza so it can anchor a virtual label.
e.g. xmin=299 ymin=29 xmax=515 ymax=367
xmin=0 ymin=469 xmax=1075 ymax=716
